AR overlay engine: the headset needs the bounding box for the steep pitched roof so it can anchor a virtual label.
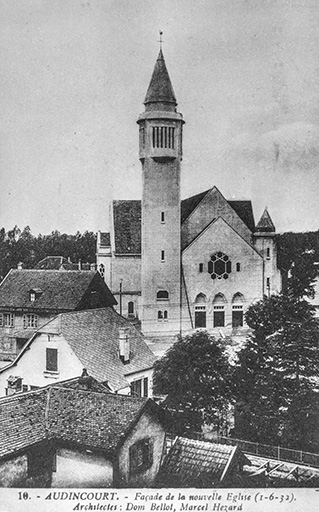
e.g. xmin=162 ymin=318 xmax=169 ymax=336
xmin=0 ymin=269 xmax=116 ymax=311
xmin=181 ymin=190 xmax=210 ymax=223
xmin=112 ymin=192 xmax=255 ymax=256
xmin=228 ymin=200 xmax=255 ymax=232
xmin=60 ymin=308 xmax=156 ymax=391
xmin=0 ymin=386 xmax=154 ymax=459
xmin=157 ymin=437 xmax=241 ymax=487
xmin=255 ymin=207 xmax=276 ymax=233
xmin=144 ymin=50 xmax=177 ymax=107
xmin=113 ymin=200 xmax=141 ymax=254
xmin=47 ymin=387 xmax=148 ymax=453
xmin=0 ymin=389 xmax=48 ymax=458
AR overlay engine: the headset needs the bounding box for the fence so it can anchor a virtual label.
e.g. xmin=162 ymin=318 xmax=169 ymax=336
xmin=167 ymin=431 xmax=319 ymax=468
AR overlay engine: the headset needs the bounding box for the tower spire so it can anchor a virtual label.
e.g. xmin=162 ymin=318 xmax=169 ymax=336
xmin=144 ymin=44 xmax=177 ymax=110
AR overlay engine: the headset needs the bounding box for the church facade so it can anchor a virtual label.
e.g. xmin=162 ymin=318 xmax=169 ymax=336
xmin=97 ymin=50 xmax=282 ymax=342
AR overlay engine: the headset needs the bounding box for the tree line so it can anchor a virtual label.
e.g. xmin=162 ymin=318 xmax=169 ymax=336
xmin=0 ymin=226 xmax=97 ymax=280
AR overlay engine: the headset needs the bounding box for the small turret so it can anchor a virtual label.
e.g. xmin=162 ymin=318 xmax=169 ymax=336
xmin=253 ymin=207 xmax=281 ymax=296
xmin=255 ymin=207 xmax=276 ymax=234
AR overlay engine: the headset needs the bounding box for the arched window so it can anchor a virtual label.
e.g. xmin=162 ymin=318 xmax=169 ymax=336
xmin=157 ymin=290 xmax=169 ymax=300
xmin=194 ymin=293 xmax=206 ymax=328
xmin=195 ymin=293 xmax=206 ymax=303
xmin=163 ymin=310 xmax=168 ymax=320
xmin=213 ymin=293 xmax=226 ymax=327
xmin=99 ymin=263 xmax=105 ymax=279
xmin=232 ymin=293 xmax=244 ymax=327
xmin=128 ymin=301 xmax=134 ymax=318
xmin=158 ymin=311 xmax=163 ymax=320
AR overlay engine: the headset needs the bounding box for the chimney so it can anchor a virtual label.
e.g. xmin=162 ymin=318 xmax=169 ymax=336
xmin=17 ymin=262 xmax=23 ymax=270
xmin=119 ymin=327 xmax=130 ymax=364
xmin=78 ymin=368 xmax=93 ymax=390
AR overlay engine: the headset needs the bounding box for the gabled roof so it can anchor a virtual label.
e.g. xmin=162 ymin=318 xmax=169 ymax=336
xmin=113 ymin=200 xmax=141 ymax=254
xmin=0 ymin=269 xmax=116 ymax=311
xmin=2 ymin=308 xmax=156 ymax=392
xmin=144 ymin=50 xmax=177 ymax=107
xmin=0 ymin=389 xmax=48 ymax=458
xmin=47 ymin=387 xmax=148 ymax=453
xmin=228 ymin=200 xmax=255 ymax=233
xmin=112 ymin=191 xmax=255 ymax=256
xmin=60 ymin=308 xmax=156 ymax=391
xmin=0 ymin=385 xmax=155 ymax=459
xmin=181 ymin=190 xmax=210 ymax=223
xmin=157 ymin=437 xmax=245 ymax=487
xmin=255 ymin=207 xmax=276 ymax=233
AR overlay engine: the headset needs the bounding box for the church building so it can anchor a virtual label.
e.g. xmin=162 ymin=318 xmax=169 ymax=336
xmin=97 ymin=49 xmax=282 ymax=343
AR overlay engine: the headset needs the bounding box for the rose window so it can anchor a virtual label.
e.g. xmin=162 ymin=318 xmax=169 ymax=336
xmin=208 ymin=252 xmax=232 ymax=280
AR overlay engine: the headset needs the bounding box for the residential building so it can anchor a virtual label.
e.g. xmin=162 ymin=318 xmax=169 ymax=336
xmin=0 ymin=269 xmax=116 ymax=361
xmin=96 ymin=50 xmax=282 ymax=348
xmin=0 ymin=379 xmax=165 ymax=488
xmin=0 ymin=307 xmax=156 ymax=397
xmin=35 ymin=255 xmax=94 ymax=271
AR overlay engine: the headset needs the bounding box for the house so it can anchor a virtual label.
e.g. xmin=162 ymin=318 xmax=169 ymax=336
xmin=0 ymin=268 xmax=117 ymax=361
xmin=35 ymin=255 xmax=94 ymax=271
xmin=96 ymin=49 xmax=282 ymax=349
xmin=156 ymin=436 xmax=249 ymax=487
xmin=0 ymin=307 xmax=156 ymax=397
xmin=0 ymin=379 xmax=166 ymax=488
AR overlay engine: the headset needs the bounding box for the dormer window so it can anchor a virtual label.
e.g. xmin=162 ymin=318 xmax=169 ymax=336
xmin=28 ymin=288 xmax=42 ymax=302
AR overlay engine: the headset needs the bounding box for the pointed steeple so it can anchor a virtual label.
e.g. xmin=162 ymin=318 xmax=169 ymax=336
xmin=144 ymin=50 xmax=177 ymax=111
xmin=255 ymin=207 xmax=276 ymax=233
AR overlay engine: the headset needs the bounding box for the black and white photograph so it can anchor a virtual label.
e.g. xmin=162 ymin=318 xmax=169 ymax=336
xmin=0 ymin=1 xmax=319 ymax=510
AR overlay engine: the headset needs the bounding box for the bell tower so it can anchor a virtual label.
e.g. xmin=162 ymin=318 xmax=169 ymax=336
xmin=137 ymin=45 xmax=184 ymax=337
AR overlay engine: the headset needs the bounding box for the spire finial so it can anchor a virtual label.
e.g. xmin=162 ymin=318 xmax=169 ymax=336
xmin=158 ymin=30 xmax=163 ymax=50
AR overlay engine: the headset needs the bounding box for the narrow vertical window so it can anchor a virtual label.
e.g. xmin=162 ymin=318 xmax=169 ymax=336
xmin=152 ymin=127 xmax=155 ymax=147
xmin=163 ymin=310 xmax=168 ymax=320
xmin=266 ymin=277 xmax=270 ymax=288
xmin=46 ymin=348 xmax=58 ymax=372
xmin=199 ymin=263 xmax=203 ymax=273
xmin=143 ymin=378 xmax=148 ymax=398
xmin=140 ymin=127 xmax=145 ymax=149
xmin=169 ymin=127 xmax=175 ymax=149
xmin=158 ymin=311 xmax=163 ymax=320
xmin=161 ymin=250 xmax=165 ymax=262
xmin=160 ymin=127 xmax=163 ymax=147
xmin=128 ymin=301 xmax=134 ymax=318
xmin=236 ymin=263 xmax=241 ymax=272
xmin=266 ymin=247 xmax=270 ymax=259
xmin=164 ymin=127 xmax=168 ymax=148
xmin=161 ymin=212 xmax=165 ymax=223
xmin=156 ymin=127 xmax=159 ymax=147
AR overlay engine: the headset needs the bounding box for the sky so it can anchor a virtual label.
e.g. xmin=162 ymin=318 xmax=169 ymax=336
xmin=0 ymin=0 xmax=319 ymax=235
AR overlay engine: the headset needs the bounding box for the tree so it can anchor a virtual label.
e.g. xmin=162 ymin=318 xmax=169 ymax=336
xmin=233 ymin=258 xmax=319 ymax=449
xmin=153 ymin=330 xmax=232 ymax=434
xmin=0 ymin=226 xmax=97 ymax=279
